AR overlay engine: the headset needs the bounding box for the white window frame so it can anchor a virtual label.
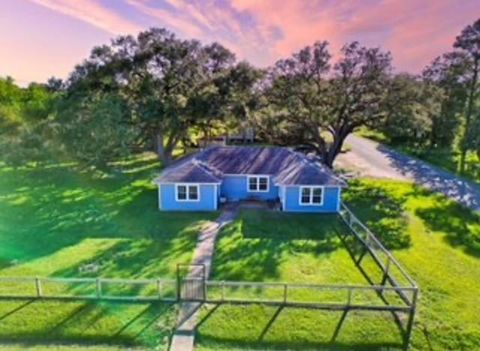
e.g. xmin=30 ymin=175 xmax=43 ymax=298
xmin=247 ymin=175 xmax=269 ymax=192
xmin=175 ymin=183 xmax=200 ymax=202
xmin=299 ymin=186 xmax=324 ymax=206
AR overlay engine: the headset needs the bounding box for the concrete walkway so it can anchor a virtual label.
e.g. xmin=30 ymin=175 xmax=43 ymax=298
xmin=170 ymin=205 xmax=238 ymax=351
xmin=336 ymin=135 xmax=480 ymax=212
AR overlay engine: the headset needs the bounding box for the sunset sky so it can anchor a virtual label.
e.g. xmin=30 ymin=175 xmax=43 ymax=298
xmin=1 ymin=0 xmax=479 ymax=85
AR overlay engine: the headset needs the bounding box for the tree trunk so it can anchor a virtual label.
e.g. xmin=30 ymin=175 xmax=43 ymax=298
xmin=459 ymin=150 xmax=467 ymax=174
xmin=459 ymin=59 xmax=479 ymax=174
xmin=156 ymin=134 xmax=173 ymax=165
xmin=201 ymin=126 xmax=209 ymax=148
xmin=323 ymin=125 xmax=351 ymax=168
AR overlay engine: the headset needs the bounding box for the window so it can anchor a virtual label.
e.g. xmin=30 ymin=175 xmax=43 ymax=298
xmin=247 ymin=176 xmax=269 ymax=192
xmin=176 ymin=184 xmax=200 ymax=201
xmin=299 ymin=186 xmax=324 ymax=205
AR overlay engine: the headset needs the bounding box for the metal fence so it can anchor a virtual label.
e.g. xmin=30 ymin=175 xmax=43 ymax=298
xmin=339 ymin=204 xmax=417 ymax=290
xmin=0 ymin=204 xmax=418 ymax=347
xmin=0 ymin=276 xmax=177 ymax=302
xmin=338 ymin=203 xmax=418 ymax=347
xmin=204 ymin=280 xmax=415 ymax=312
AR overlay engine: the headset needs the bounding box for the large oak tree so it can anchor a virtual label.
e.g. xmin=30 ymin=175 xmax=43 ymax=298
xmin=59 ymin=28 xmax=257 ymax=166
xmin=255 ymin=41 xmax=391 ymax=168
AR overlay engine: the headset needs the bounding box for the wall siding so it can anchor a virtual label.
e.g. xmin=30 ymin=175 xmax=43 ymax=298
xmin=159 ymin=184 xmax=217 ymax=211
xmin=220 ymin=175 xmax=279 ymax=201
xmin=283 ymin=186 xmax=341 ymax=213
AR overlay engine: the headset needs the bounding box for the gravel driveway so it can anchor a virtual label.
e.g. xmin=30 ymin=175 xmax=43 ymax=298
xmin=336 ymin=135 xmax=480 ymax=212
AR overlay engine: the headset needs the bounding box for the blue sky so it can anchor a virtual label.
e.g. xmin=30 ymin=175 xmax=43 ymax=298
xmin=1 ymin=0 xmax=479 ymax=84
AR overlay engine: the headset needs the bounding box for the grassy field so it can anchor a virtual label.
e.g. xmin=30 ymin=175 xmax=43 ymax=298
xmin=196 ymin=180 xmax=480 ymax=351
xmin=0 ymin=154 xmax=216 ymax=349
xmin=210 ymin=211 xmax=366 ymax=284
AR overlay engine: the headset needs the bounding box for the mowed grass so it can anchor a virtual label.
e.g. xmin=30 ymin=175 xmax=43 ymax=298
xmin=210 ymin=211 xmax=366 ymax=284
xmin=196 ymin=180 xmax=480 ymax=351
xmin=0 ymin=154 xmax=216 ymax=349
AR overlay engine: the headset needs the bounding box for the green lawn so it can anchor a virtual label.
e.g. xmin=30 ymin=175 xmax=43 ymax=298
xmin=0 ymin=154 xmax=216 ymax=349
xmin=196 ymin=180 xmax=480 ymax=351
xmin=0 ymin=343 xmax=135 ymax=351
xmin=210 ymin=211 xmax=366 ymax=284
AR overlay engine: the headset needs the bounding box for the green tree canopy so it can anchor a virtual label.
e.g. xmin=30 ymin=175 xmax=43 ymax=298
xmin=59 ymin=28 xmax=259 ymax=166
xmin=254 ymin=41 xmax=392 ymax=167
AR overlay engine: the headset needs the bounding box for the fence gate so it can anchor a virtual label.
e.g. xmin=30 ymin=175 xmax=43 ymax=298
xmin=177 ymin=264 xmax=206 ymax=302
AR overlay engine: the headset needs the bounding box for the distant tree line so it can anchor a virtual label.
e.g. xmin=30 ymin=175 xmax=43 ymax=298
xmin=0 ymin=19 xmax=479 ymax=172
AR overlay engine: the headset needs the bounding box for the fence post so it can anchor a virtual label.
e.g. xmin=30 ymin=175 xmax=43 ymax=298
xmin=380 ymin=256 xmax=391 ymax=287
xmin=176 ymin=265 xmax=181 ymax=302
xmin=203 ymin=275 xmax=207 ymax=302
xmin=283 ymin=284 xmax=288 ymax=304
xmin=35 ymin=277 xmax=42 ymax=298
xmin=157 ymin=279 xmax=162 ymax=299
xmin=221 ymin=281 xmax=225 ymax=301
xmin=96 ymin=278 xmax=102 ymax=298
xmin=404 ymin=288 xmax=418 ymax=348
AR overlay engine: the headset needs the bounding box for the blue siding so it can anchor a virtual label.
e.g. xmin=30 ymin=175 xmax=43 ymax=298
xmin=159 ymin=184 xmax=217 ymax=211
xmin=283 ymin=186 xmax=341 ymax=213
xmin=220 ymin=175 xmax=279 ymax=201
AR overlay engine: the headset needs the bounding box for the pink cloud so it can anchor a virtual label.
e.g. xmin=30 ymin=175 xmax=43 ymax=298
xmin=28 ymin=0 xmax=142 ymax=34
xmin=4 ymin=0 xmax=480 ymax=84
xmin=230 ymin=0 xmax=480 ymax=71
xmin=126 ymin=0 xmax=205 ymax=38
xmin=126 ymin=0 xmax=278 ymax=64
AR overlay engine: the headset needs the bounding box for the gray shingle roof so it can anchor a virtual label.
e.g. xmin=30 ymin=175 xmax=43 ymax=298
xmin=197 ymin=146 xmax=298 ymax=174
xmin=155 ymin=146 xmax=344 ymax=186
xmin=273 ymin=161 xmax=342 ymax=186
xmin=156 ymin=158 xmax=222 ymax=183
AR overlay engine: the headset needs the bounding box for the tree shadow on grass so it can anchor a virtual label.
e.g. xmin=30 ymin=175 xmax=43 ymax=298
xmin=342 ymin=180 xmax=412 ymax=250
xmin=196 ymin=304 xmax=406 ymax=351
xmin=41 ymin=241 xmax=185 ymax=300
xmin=0 ymin=154 xmax=213 ymax=270
xmin=211 ymin=210 xmax=344 ymax=281
xmin=0 ymin=298 xmax=175 ymax=348
xmin=415 ymin=201 xmax=480 ymax=257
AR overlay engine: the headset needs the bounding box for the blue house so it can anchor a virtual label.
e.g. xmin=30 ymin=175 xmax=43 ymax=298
xmin=154 ymin=146 xmax=345 ymax=213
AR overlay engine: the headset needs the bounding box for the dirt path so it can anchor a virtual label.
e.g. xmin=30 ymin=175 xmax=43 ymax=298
xmin=336 ymin=135 xmax=480 ymax=212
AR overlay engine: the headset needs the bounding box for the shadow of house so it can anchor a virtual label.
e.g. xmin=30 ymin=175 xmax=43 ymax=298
xmin=211 ymin=212 xmax=344 ymax=282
